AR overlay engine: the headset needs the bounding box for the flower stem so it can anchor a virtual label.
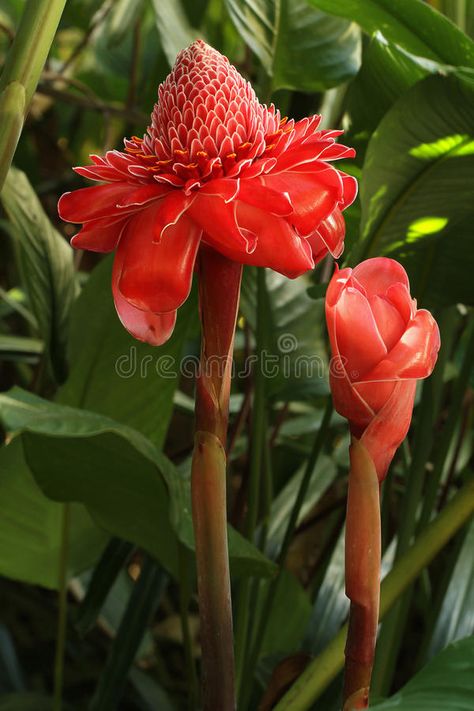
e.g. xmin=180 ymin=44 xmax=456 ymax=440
xmin=343 ymin=439 xmax=381 ymax=710
xmin=272 ymin=478 xmax=474 ymax=711
xmin=192 ymin=247 xmax=242 ymax=710
xmin=0 ymin=0 xmax=67 ymax=190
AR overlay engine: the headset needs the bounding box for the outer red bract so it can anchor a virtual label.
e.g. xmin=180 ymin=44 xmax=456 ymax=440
xmin=326 ymin=257 xmax=440 ymax=480
xmin=58 ymin=40 xmax=357 ymax=346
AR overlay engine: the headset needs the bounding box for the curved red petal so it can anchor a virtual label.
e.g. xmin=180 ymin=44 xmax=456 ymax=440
xmin=340 ymin=173 xmax=358 ymax=208
xmin=307 ymin=207 xmax=346 ymax=263
xmin=151 ymin=191 xmax=195 ymax=244
xmin=117 ymin=209 xmax=201 ymax=313
xmin=188 ymin=193 xmax=253 ymax=252
xmin=234 ymin=202 xmax=314 ymax=277
xmin=197 ymin=178 xmax=240 ymax=202
xmin=359 ymin=309 xmax=441 ymax=383
xmin=237 ymin=179 xmax=293 ymax=216
xmin=71 ymin=216 xmax=129 ymax=252
xmin=262 ymin=169 xmax=342 ymax=237
xmin=58 ymin=183 xmax=135 ymax=223
xmin=361 ymin=380 xmax=417 ymax=480
xmin=116 ymin=183 xmax=170 ymax=208
xmin=112 ymin=255 xmax=177 ymax=346
xmin=334 ymin=286 xmax=387 ymax=378
xmin=352 ymin=257 xmax=410 ymax=296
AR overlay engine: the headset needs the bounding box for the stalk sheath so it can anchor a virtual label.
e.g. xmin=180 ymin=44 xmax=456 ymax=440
xmin=191 ymin=248 xmax=242 ymax=710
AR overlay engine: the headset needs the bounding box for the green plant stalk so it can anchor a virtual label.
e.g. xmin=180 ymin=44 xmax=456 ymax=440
xmin=372 ymin=307 xmax=463 ymax=695
xmin=0 ymin=0 xmax=67 ymax=191
xmin=192 ymin=248 xmax=242 ymax=711
xmin=235 ymin=268 xmax=267 ymax=701
xmin=272 ymin=478 xmax=474 ymax=711
xmin=53 ymin=502 xmax=70 ymax=711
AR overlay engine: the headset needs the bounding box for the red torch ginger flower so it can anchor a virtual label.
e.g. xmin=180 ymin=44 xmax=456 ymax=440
xmin=59 ymin=40 xmax=357 ymax=345
xmin=326 ymin=258 xmax=440 ymax=480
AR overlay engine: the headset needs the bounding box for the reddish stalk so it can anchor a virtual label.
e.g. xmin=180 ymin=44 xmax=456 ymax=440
xmin=191 ymin=247 xmax=242 ymax=710
xmin=343 ymin=438 xmax=381 ymax=710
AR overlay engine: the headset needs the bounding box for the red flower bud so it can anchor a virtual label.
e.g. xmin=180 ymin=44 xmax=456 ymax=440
xmin=326 ymin=257 xmax=440 ymax=480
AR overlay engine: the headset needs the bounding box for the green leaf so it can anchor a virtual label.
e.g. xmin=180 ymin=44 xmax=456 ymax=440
xmin=151 ymin=0 xmax=200 ymax=67
xmin=105 ymin=0 xmax=146 ymax=47
xmin=0 ymin=695 xmax=56 ymax=711
xmin=370 ymin=636 xmax=474 ymax=710
xmin=264 ymin=454 xmax=337 ymax=560
xmin=90 ymin=556 xmax=168 ymax=711
xmin=58 ymin=255 xmax=194 ymax=448
xmin=240 ymin=267 xmax=329 ymax=399
xmin=0 ymin=334 xmax=43 ymax=362
xmin=307 ymin=0 xmax=474 ymax=68
xmin=0 ymin=438 xmax=107 ymax=589
xmin=0 ymin=167 xmax=78 ymax=382
xmin=346 ymin=34 xmax=427 ymax=134
xmin=257 ymin=570 xmax=312 ymax=658
xmin=358 ymin=74 xmax=474 ymax=308
xmin=224 ymin=0 xmax=361 ymax=92
xmin=0 ymin=388 xmax=276 ymax=580
xmin=425 ymin=520 xmax=474 ymax=660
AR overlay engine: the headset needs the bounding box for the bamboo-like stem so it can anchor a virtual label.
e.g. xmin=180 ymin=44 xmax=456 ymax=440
xmin=0 ymin=0 xmax=67 ymax=190
xmin=343 ymin=439 xmax=381 ymax=710
xmin=192 ymin=247 xmax=242 ymax=711
xmin=272 ymin=479 xmax=474 ymax=711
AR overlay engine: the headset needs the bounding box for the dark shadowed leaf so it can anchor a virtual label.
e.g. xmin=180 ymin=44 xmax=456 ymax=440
xmin=225 ymin=0 xmax=361 ymax=91
xmin=0 ymin=389 xmax=276 ymax=580
xmin=58 ymin=255 xmax=195 ymax=448
xmin=425 ymin=520 xmax=474 ymax=661
xmin=0 ymin=167 xmax=78 ymax=382
xmin=0 ymin=438 xmax=107 ymax=588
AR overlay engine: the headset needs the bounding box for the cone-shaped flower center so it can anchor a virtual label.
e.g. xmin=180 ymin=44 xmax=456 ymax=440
xmin=125 ymin=40 xmax=286 ymax=186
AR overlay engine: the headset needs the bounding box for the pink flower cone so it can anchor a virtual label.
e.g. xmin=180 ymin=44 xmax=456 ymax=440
xmin=58 ymin=40 xmax=357 ymax=346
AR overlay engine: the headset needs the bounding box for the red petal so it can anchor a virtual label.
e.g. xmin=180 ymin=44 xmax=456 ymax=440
xmin=352 ymin=258 xmax=409 ymax=297
xmin=234 ymin=202 xmax=314 ymax=277
xmin=262 ymin=169 xmax=342 ymax=237
xmin=71 ymin=216 xmax=128 ymax=252
xmin=58 ymin=183 xmax=134 ymax=223
xmin=361 ymin=380 xmax=417 ymax=480
xmin=188 ymin=194 xmax=253 ymax=252
xmin=368 ymin=294 xmax=406 ymax=352
xmin=237 ymin=179 xmax=293 ymax=216
xmin=151 ymin=191 xmax=195 ymax=244
xmin=197 ymin=178 xmax=240 ymax=202
xmin=334 ymin=286 xmax=387 ymax=379
xmin=117 ymin=208 xmax=201 ymax=313
xmin=360 ymin=309 xmax=440 ymax=383
xmin=116 ymin=183 xmax=170 ymax=208
xmin=112 ymin=254 xmax=177 ymax=346
xmin=308 ymin=207 xmax=346 ymax=262
xmin=340 ymin=173 xmax=358 ymax=208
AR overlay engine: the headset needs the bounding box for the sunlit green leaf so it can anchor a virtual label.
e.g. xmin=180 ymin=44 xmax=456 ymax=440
xmin=357 ymin=74 xmax=474 ymax=308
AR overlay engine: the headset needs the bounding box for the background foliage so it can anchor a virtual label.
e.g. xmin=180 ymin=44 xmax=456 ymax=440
xmin=0 ymin=0 xmax=473 ymax=709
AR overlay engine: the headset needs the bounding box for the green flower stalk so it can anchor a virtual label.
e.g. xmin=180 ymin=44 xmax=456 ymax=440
xmin=191 ymin=247 xmax=242 ymax=710
xmin=325 ymin=258 xmax=440 ymax=708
